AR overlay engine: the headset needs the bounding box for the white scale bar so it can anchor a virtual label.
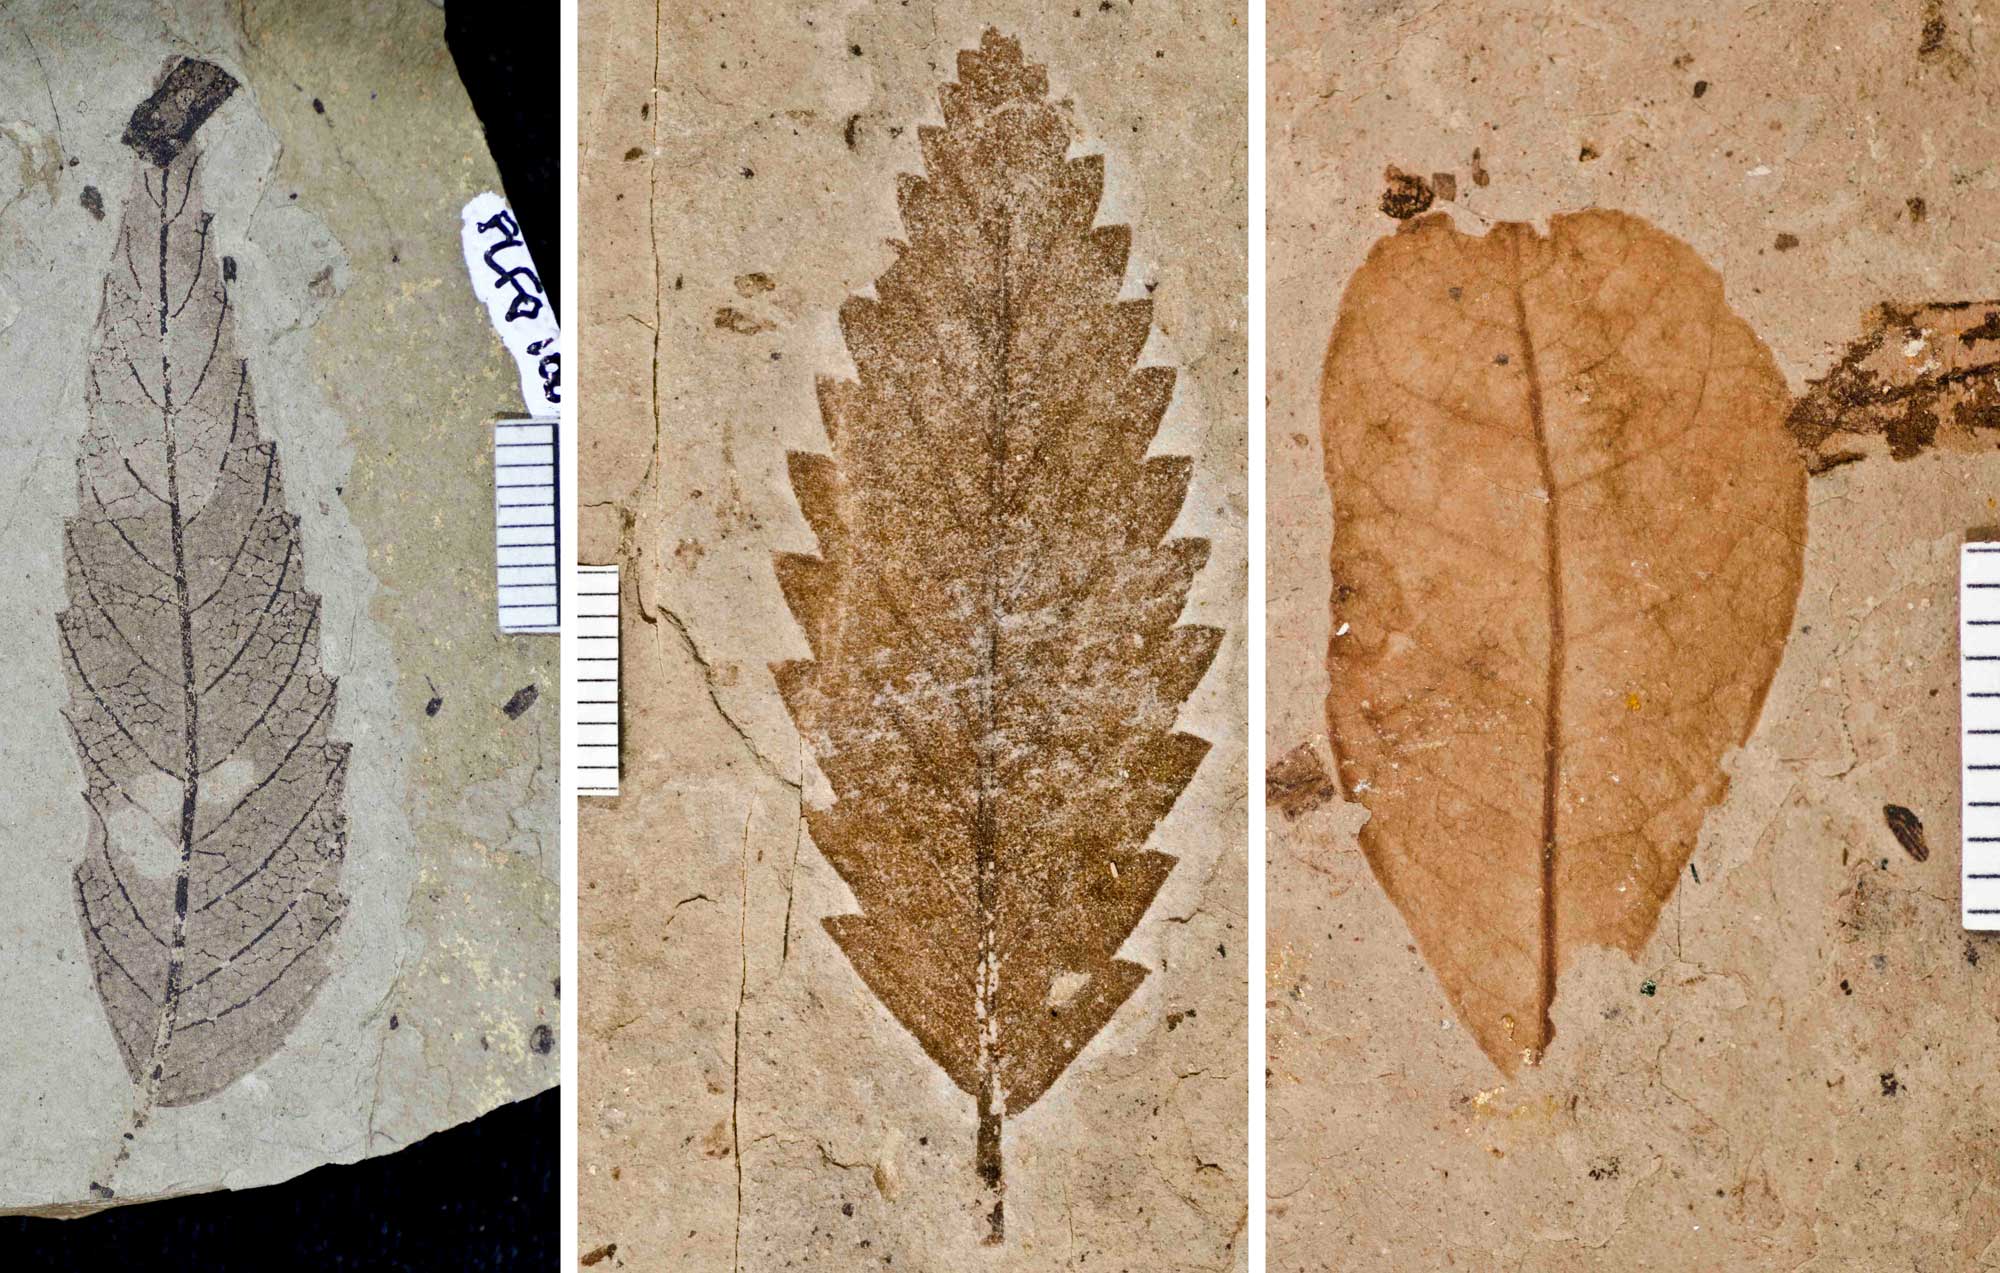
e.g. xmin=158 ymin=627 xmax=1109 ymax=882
xmin=575 ymin=564 xmax=620 ymax=796
xmin=496 ymin=419 xmax=560 ymax=633
xmin=1963 ymin=543 xmax=2000 ymax=929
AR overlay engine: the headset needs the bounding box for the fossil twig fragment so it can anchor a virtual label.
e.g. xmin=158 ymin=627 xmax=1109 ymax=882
xmin=773 ymin=30 xmax=1219 ymax=1242
xmin=1787 ymin=301 xmax=2000 ymax=466
xmin=1320 ymin=210 xmax=1805 ymax=1072
xmin=60 ymin=59 xmax=349 ymax=1122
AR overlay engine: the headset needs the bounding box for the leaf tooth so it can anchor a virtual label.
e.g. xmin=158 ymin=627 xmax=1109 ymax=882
xmin=955 ymin=29 xmax=1040 ymax=108
xmin=770 ymin=657 xmax=818 ymax=721
xmin=785 ymin=451 xmax=843 ymax=544
xmin=824 ymin=913 xmax=981 ymax=1094
xmin=999 ymin=957 xmax=1149 ymax=1111
xmin=1062 ymin=154 xmax=1107 ymax=224
xmin=1115 ymin=847 xmax=1180 ymax=899
xmin=1084 ymin=220 xmax=1130 ymax=285
xmin=975 ymin=28 xmax=1032 ymax=77
xmin=937 ymin=81 xmax=975 ymax=131
xmin=1032 ymin=849 xmax=1178 ymax=946
xmin=1098 ymin=296 xmax=1155 ymax=371
xmin=1131 ymin=731 xmax=1213 ymax=829
xmin=812 ymin=717 xmax=979 ymax=815
xmin=1132 ymin=455 xmax=1194 ymax=543
xmin=1151 ymin=624 xmax=1224 ymax=710
xmin=1033 ymin=734 xmax=1206 ymax=869
xmin=1124 ymin=364 xmax=1177 ymax=443
xmin=1173 ymin=531 xmax=1213 ymax=568
xmin=806 ymin=803 xmax=969 ymax=904
xmin=1147 ymin=536 xmax=1213 ymax=613
xmin=915 ymin=124 xmax=950 ymax=178
xmin=814 ymin=376 xmax=864 ymax=447
xmin=835 ymin=297 xmax=885 ymax=370
xmin=774 ymin=553 xmax=839 ymax=659
xmin=894 ymin=171 xmax=935 ymax=239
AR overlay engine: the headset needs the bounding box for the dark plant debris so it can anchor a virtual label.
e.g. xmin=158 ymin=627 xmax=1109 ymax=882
xmin=1883 ymin=804 xmax=1929 ymax=862
xmin=1266 ymin=743 xmax=1338 ymax=820
xmin=1379 ymin=165 xmax=1434 ymax=220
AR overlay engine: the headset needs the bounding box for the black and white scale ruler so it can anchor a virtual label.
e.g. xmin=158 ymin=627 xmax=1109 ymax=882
xmin=494 ymin=418 xmax=561 ymax=633
xmin=575 ymin=564 xmax=621 ymax=796
xmin=1963 ymin=541 xmax=2000 ymax=930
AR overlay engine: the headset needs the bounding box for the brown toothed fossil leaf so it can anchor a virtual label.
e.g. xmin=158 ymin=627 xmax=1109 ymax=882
xmin=60 ymin=60 xmax=348 ymax=1114
xmin=1786 ymin=301 xmax=2000 ymax=465
xmin=1320 ymin=209 xmax=1805 ymax=1073
xmin=773 ymin=29 xmax=1219 ymax=1243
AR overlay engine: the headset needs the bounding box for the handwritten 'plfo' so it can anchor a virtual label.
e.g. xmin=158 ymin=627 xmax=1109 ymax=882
xmin=459 ymin=191 xmax=561 ymax=414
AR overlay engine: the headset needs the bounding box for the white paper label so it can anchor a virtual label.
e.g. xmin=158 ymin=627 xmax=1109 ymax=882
xmin=460 ymin=191 xmax=561 ymax=415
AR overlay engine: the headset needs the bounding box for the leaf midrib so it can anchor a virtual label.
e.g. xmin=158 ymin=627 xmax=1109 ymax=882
xmin=1508 ymin=237 xmax=1561 ymax=1064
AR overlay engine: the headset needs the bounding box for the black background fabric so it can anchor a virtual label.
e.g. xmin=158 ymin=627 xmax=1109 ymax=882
xmin=0 ymin=7 xmax=559 ymax=1268
xmin=0 ymin=1091 xmax=556 ymax=1269
xmin=449 ymin=0 xmax=562 ymax=312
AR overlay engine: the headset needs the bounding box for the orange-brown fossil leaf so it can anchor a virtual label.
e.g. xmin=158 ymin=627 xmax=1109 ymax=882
xmin=772 ymin=30 xmax=1218 ymax=1240
xmin=1320 ymin=210 xmax=1805 ymax=1073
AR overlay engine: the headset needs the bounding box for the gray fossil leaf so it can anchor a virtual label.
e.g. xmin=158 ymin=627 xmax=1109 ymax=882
xmin=60 ymin=93 xmax=348 ymax=1110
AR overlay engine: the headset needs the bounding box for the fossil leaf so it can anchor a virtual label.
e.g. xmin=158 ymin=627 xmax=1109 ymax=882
xmin=1320 ymin=210 xmax=1805 ymax=1072
xmin=773 ymin=30 xmax=1219 ymax=1242
xmin=1787 ymin=300 xmax=2000 ymax=468
xmin=61 ymin=60 xmax=348 ymax=1112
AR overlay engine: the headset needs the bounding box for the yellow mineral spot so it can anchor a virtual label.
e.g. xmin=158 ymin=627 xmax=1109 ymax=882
xmin=1624 ymin=691 xmax=1642 ymax=711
